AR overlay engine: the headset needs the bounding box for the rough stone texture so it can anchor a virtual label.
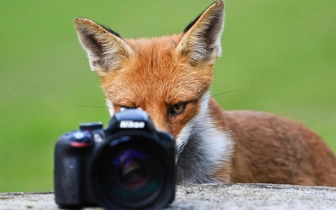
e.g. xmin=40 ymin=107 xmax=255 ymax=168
xmin=1 ymin=184 xmax=336 ymax=210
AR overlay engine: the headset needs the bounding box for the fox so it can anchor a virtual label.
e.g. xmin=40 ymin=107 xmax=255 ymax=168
xmin=74 ymin=0 xmax=336 ymax=186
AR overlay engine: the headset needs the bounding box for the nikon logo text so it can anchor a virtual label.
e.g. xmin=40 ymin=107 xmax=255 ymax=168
xmin=120 ymin=121 xmax=145 ymax=129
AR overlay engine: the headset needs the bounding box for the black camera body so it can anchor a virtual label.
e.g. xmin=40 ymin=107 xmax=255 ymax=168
xmin=54 ymin=109 xmax=175 ymax=210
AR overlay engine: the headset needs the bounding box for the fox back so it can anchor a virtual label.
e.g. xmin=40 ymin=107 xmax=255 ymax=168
xmin=74 ymin=0 xmax=336 ymax=186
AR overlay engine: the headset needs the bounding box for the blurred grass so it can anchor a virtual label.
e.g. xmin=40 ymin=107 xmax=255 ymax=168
xmin=0 ymin=0 xmax=335 ymax=192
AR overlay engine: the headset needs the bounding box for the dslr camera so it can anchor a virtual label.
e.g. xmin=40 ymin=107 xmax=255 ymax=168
xmin=54 ymin=109 xmax=175 ymax=210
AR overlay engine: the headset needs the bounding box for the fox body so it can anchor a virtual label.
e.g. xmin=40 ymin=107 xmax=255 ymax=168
xmin=74 ymin=0 xmax=336 ymax=186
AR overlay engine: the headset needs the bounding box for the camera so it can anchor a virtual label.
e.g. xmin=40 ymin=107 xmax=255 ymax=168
xmin=54 ymin=109 xmax=175 ymax=210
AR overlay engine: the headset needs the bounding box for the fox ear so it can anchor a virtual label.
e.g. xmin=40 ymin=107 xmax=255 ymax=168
xmin=177 ymin=0 xmax=224 ymax=64
xmin=74 ymin=18 xmax=133 ymax=74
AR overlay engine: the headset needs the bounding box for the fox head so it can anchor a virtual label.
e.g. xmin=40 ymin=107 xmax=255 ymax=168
xmin=74 ymin=0 xmax=225 ymax=165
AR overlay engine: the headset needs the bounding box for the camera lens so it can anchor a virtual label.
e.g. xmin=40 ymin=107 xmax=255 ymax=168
xmin=91 ymin=134 xmax=169 ymax=209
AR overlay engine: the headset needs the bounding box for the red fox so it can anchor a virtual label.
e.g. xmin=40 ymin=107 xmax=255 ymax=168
xmin=74 ymin=0 xmax=336 ymax=186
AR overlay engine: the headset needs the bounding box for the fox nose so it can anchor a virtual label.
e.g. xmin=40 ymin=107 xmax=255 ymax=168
xmin=144 ymin=109 xmax=170 ymax=134
xmin=148 ymin=117 xmax=169 ymax=134
xmin=153 ymin=123 xmax=169 ymax=134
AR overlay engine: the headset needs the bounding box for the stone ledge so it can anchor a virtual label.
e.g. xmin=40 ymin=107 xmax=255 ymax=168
xmin=1 ymin=184 xmax=336 ymax=210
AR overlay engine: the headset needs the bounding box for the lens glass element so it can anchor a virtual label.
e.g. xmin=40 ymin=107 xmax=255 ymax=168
xmin=93 ymin=135 xmax=165 ymax=208
xmin=114 ymin=149 xmax=148 ymax=189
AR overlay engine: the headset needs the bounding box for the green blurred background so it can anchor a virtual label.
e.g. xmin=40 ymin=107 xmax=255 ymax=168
xmin=0 ymin=0 xmax=335 ymax=192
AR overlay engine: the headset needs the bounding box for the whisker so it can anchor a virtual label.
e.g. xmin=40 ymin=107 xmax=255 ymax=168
xmin=177 ymin=86 xmax=251 ymax=152
xmin=201 ymin=84 xmax=251 ymax=102
xmin=68 ymin=101 xmax=106 ymax=109
xmin=186 ymin=126 xmax=215 ymax=142
xmin=184 ymin=126 xmax=222 ymax=150
xmin=187 ymin=140 xmax=224 ymax=153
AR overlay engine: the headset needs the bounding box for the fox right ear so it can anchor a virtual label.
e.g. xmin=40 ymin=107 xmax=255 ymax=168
xmin=176 ymin=0 xmax=224 ymax=65
xmin=74 ymin=18 xmax=133 ymax=75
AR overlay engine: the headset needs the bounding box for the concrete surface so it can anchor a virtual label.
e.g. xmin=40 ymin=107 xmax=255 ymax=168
xmin=1 ymin=184 xmax=336 ymax=210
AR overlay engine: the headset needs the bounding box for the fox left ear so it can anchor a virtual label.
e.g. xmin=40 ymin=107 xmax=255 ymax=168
xmin=176 ymin=0 xmax=224 ymax=64
xmin=74 ymin=18 xmax=133 ymax=75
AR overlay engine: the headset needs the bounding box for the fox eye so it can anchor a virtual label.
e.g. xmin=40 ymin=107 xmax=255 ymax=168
xmin=169 ymin=102 xmax=187 ymax=116
xmin=120 ymin=106 xmax=136 ymax=110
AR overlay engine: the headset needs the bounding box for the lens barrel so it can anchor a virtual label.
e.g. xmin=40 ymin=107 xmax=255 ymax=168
xmin=90 ymin=131 xmax=174 ymax=210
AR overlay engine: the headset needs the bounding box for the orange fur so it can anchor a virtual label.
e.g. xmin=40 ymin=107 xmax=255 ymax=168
xmin=74 ymin=0 xmax=336 ymax=186
xmin=211 ymin=100 xmax=336 ymax=186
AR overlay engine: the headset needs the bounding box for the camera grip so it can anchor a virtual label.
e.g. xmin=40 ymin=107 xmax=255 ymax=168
xmin=54 ymin=133 xmax=96 ymax=208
